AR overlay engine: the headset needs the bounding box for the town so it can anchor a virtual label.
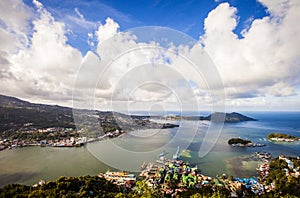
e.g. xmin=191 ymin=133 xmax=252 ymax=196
xmin=99 ymin=149 xmax=300 ymax=197
xmin=0 ymin=127 xmax=123 ymax=151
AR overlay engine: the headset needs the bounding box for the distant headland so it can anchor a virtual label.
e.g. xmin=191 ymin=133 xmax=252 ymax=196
xmin=201 ymin=112 xmax=257 ymax=122
xmin=168 ymin=112 xmax=257 ymax=123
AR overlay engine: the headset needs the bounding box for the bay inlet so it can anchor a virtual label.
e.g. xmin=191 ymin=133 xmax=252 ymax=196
xmin=1 ymin=111 xmax=300 ymax=187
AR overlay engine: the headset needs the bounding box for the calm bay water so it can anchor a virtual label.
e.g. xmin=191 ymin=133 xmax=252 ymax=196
xmin=1 ymin=111 xmax=300 ymax=187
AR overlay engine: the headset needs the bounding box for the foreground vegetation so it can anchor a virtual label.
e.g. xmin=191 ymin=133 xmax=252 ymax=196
xmin=263 ymin=157 xmax=300 ymax=197
xmin=0 ymin=176 xmax=121 ymax=198
xmin=0 ymin=175 xmax=230 ymax=198
xmin=1 ymin=155 xmax=300 ymax=198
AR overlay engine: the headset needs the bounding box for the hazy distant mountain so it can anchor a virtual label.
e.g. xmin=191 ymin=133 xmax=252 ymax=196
xmin=204 ymin=112 xmax=257 ymax=122
xmin=184 ymin=112 xmax=257 ymax=122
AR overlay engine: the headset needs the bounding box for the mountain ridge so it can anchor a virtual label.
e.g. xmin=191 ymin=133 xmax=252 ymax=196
xmin=0 ymin=95 xmax=256 ymax=133
xmin=0 ymin=95 xmax=179 ymax=133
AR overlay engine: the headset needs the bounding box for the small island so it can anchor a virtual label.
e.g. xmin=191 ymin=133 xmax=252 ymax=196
xmin=228 ymin=138 xmax=266 ymax=147
xmin=267 ymin=133 xmax=300 ymax=142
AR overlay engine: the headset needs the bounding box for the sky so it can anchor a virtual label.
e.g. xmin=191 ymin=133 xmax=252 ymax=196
xmin=0 ymin=0 xmax=299 ymax=112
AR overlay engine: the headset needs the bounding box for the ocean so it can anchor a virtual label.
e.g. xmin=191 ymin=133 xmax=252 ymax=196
xmin=0 ymin=111 xmax=299 ymax=187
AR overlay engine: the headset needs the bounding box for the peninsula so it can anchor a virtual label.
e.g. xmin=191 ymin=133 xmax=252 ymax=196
xmin=0 ymin=95 xmax=178 ymax=150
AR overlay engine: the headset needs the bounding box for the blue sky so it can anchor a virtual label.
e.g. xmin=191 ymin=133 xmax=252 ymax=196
xmin=23 ymin=0 xmax=269 ymax=54
xmin=0 ymin=0 xmax=299 ymax=111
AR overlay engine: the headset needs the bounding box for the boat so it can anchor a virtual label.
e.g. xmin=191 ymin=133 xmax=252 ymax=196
xmin=159 ymin=151 xmax=168 ymax=157
xmin=141 ymin=161 xmax=147 ymax=170
xmin=157 ymin=151 xmax=168 ymax=164
xmin=173 ymin=146 xmax=180 ymax=160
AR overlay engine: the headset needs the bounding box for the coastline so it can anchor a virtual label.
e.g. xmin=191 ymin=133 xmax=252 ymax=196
xmin=1 ymin=111 xmax=300 ymax=189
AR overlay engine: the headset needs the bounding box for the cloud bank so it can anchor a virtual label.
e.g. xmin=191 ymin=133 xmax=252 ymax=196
xmin=0 ymin=0 xmax=299 ymax=110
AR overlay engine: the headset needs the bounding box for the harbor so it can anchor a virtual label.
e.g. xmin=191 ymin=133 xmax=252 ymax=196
xmin=136 ymin=147 xmax=268 ymax=196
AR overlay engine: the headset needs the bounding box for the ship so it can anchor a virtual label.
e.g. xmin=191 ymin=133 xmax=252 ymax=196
xmin=157 ymin=151 xmax=168 ymax=164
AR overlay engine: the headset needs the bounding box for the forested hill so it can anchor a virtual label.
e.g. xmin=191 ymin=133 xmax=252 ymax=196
xmin=0 ymin=95 xmax=255 ymax=134
xmin=0 ymin=95 xmax=178 ymax=133
xmin=0 ymin=95 xmax=75 ymax=132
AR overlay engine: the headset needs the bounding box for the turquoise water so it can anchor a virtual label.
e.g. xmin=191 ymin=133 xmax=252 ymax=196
xmin=1 ymin=111 xmax=300 ymax=187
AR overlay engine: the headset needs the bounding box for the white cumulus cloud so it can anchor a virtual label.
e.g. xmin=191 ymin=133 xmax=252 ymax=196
xmin=95 ymin=17 xmax=120 ymax=44
xmin=0 ymin=0 xmax=299 ymax=111
xmin=0 ymin=0 xmax=82 ymax=105
xmin=201 ymin=1 xmax=300 ymax=104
